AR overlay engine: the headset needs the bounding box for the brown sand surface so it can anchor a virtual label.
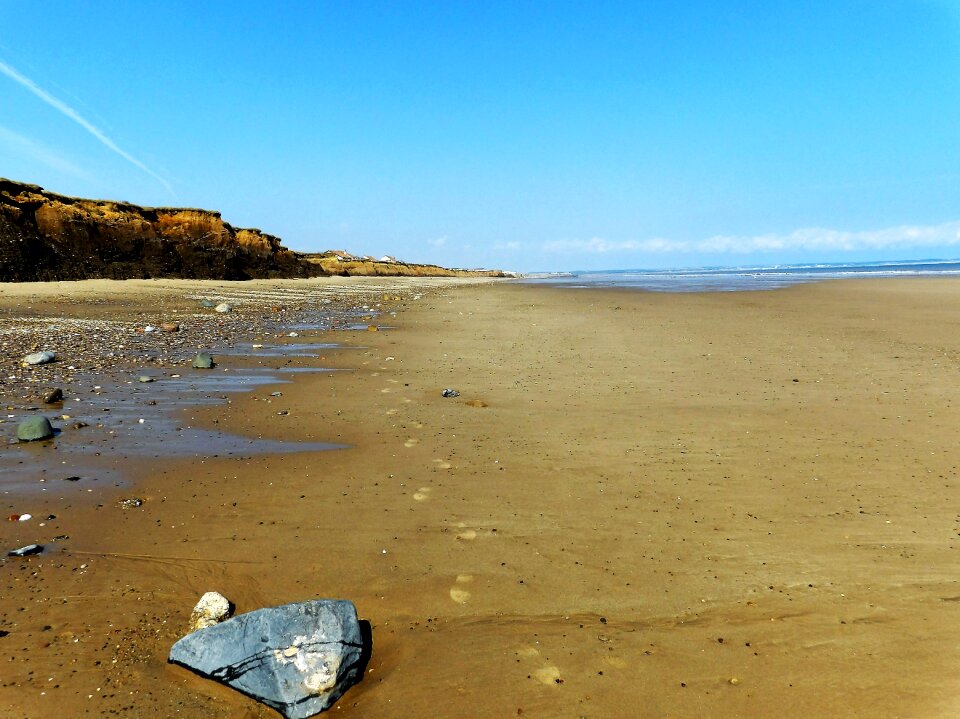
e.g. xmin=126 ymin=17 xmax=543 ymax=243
xmin=3 ymin=278 xmax=960 ymax=717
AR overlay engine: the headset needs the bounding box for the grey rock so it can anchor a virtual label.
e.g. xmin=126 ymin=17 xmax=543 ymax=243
xmin=200 ymin=299 xmax=216 ymax=308
xmin=17 ymin=416 xmax=54 ymax=441
xmin=214 ymin=302 xmax=233 ymax=313
xmin=138 ymin=375 xmax=154 ymax=383
xmin=23 ymin=351 xmax=55 ymax=366
xmin=8 ymin=544 xmax=43 ymax=557
xmin=441 ymin=388 xmax=460 ymax=398
xmin=169 ymin=599 xmax=367 ymax=718
xmin=193 ymin=352 xmax=215 ymax=369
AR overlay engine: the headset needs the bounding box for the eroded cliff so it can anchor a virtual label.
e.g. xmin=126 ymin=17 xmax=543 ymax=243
xmin=0 ymin=179 xmax=308 ymax=281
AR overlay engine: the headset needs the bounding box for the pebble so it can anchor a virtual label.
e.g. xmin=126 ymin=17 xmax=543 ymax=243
xmin=160 ymin=322 xmax=181 ymax=332
xmin=41 ymin=388 xmax=63 ymax=404
xmin=214 ymin=303 xmax=233 ymax=313
xmin=23 ymin=351 xmax=56 ymax=366
xmin=441 ymin=388 xmax=460 ymax=398
xmin=138 ymin=376 xmax=154 ymax=383
xmin=192 ymin=352 xmax=215 ymax=369
xmin=17 ymin=416 xmax=55 ymax=441
xmin=119 ymin=498 xmax=144 ymax=509
xmin=7 ymin=544 xmax=43 ymax=557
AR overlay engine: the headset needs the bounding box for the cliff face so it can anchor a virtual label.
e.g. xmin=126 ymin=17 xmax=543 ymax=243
xmin=0 ymin=179 xmax=308 ymax=281
xmin=300 ymin=253 xmax=513 ymax=278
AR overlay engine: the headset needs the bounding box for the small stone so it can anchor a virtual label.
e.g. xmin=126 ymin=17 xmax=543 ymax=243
xmin=17 ymin=416 xmax=54 ymax=442
xmin=192 ymin=352 xmax=215 ymax=369
xmin=441 ymin=388 xmax=460 ymax=398
xmin=138 ymin=376 xmax=154 ymax=383
xmin=41 ymin=388 xmax=63 ymax=404
xmin=214 ymin=303 xmax=233 ymax=313
xmin=200 ymin=300 xmax=215 ymax=308
xmin=144 ymin=325 xmax=156 ymax=333
xmin=189 ymin=592 xmax=233 ymax=632
xmin=160 ymin=322 xmax=180 ymax=333
xmin=7 ymin=544 xmax=43 ymax=557
xmin=366 ymin=325 xmax=379 ymax=332
xmin=23 ymin=351 xmax=55 ymax=366
xmin=119 ymin=498 xmax=144 ymax=509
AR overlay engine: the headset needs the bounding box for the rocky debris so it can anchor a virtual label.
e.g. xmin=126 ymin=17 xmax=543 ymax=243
xmin=215 ymin=303 xmax=233 ymax=313
xmin=169 ymin=599 xmax=367 ymax=718
xmin=7 ymin=544 xmax=43 ymax=557
xmin=192 ymin=352 xmax=215 ymax=369
xmin=441 ymin=388 xmax=460 ymax=398
xmin=22 ymin=350 xmax=55 ymax=366
xmin=119 ymin=497 xmax=144 ymax=509
xmin=17 ymin=415 xmax=54 ymax=441
xmin=41 ymin=387 xmax=63 ymax=403
xmin=189 ymin=592 xmax=234 ymax=632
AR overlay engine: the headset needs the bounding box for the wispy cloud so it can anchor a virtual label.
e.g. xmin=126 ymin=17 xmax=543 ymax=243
xmin=428 ymin=235 xmax=448 ymax=247
xmin=0 ymin=59 xmax=174 ymax=197
xmin=0 ymin=124 xmax=91 ymax=180
xmin=544 ymin=221 xmax=960 ymax=255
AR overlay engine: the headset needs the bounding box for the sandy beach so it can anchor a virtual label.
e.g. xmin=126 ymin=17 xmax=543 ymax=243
xmin=3 ymin=277 xmax=960 ymax=718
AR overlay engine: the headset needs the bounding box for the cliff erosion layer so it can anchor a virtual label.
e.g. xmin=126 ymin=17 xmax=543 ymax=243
xmin=0 ymin=179 xmax=308 ymax=281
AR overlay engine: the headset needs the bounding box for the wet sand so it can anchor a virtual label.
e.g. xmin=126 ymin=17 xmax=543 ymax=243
xmin=3 ymin=278 xmax=960 ymax=717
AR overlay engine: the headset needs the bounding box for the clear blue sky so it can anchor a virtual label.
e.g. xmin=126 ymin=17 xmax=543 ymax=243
xmin=1 ymin=1 xmax=958 ymax=272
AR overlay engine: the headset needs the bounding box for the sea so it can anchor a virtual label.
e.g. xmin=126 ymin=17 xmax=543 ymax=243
xmin=520 ymin=259 xmax=960 ymax=293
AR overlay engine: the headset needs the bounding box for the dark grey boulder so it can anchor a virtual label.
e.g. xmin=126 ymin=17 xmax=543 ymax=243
xmin=17 ymin=416 xmax=54 ymax=441
xmin=192 ymin=352 xmax=215 ymax=369
xmin=168 ymin=599 xmax=367 ymax=718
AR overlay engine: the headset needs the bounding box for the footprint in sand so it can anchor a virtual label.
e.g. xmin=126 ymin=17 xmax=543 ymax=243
xmin=433 ymin=458 xmax=452 ymax=469
xmin=449 ymin=574 xmax=473 ymax=604
xmin=453 ymin=521 xmax=477 ymax=541
xmin=515 ymin=645 xmax=563 ymax=685
xmin=404 ymin=438 xmax=420 ymax=448
xmin=413 ymin=487 xmax=431 ymax=501
xmin=533 ymin=666 xmax=563 ymax=685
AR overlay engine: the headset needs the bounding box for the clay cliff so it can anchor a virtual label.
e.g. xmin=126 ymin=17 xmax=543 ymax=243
xmin=0 ymin=179 xmax=309 ymax=281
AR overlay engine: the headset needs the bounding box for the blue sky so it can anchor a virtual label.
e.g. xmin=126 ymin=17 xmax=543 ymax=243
xmin=1 ymin=1 xmax=958 ymax=272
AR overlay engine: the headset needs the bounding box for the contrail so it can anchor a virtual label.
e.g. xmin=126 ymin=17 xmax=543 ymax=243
xmin=0 ymin=59 xmax=175 ymax=197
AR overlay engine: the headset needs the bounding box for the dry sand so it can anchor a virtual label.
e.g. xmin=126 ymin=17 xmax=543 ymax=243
xmin=2 ymin=277 xmax=960 ymax=717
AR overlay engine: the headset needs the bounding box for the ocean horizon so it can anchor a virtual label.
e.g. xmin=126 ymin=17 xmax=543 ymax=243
xmin=520 ymin=258 xmax=960 ymax=292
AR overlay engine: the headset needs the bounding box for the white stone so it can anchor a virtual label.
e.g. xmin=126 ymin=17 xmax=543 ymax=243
xmin=189 ymin=591 xmax=233 ymax=632
xmin=214 ymin=303 xmax=233 ymax=313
